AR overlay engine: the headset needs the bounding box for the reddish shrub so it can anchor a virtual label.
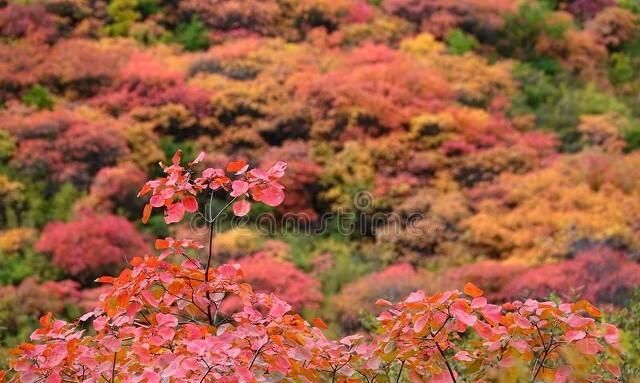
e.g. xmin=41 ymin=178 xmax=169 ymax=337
xmin=236 ymin=252 xmax=323 ymax=310
xmin=293 ymin=44 xmax=453 ymax=135
xmin=502 ymin=246 xmax=640 ymax=305
xmin=440 ymin=260 xmax=528 ymax=301
xmin=94 ymin=54 xmax=211 ymax=117
xmin=0 ymin=278 xmax=82 ymax=333
xmin=0 ymin=4 xmax=59 ymax=43
xmin=567 ymin=0 xmax=616 ymax=20
xmin=36 ymin=214 xmax=148 ymax=283
xmin=5 ymin=109 xmax=128 ymax=186
xmin=260 ymin=141 xmax=323 ymax=220
xmin=332 ymin=263 xmax=433 ymax=330
xmin=79 ymin=162 xmax=148 ymax=214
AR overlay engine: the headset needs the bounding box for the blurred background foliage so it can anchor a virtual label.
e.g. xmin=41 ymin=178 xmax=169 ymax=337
xmin=0 ymin=0 xmax=640 ymax=373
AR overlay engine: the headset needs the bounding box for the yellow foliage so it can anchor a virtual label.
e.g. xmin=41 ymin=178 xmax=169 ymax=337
xmin=400 ymin=33 xmax=445 ymax=57
xmin=464 ymin=152 xmax=640 ymax=262
xmin=213 ymin=227 xmax=263 ymax=260
xmin=0 ymin=227 xmax=36 ymax=253
xmin=429 ymin=53 xmax=516 ymax=103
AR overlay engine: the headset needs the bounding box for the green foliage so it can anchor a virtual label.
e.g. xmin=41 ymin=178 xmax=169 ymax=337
xmin=280 ymin=234 xmax=373 ymax=297
xmin=446 ymin=29 xmax=478 ymax=55
xmin=49 ymin=183 xmax=83 ymax=222
xmin=159 ymin=138 xmax=197 ymax=169
xmin=609 ymin=289 xmax=640 ymax=378
xmin=172 ymin=17 xmax=210 ymax=52
xmin=17 ymin=181 xmax=84 ymax=228
xmin=499 ymin=1 xmax=569 ymax=59
xmin=140 ymin=213 xmax=170 ymax=238
xmin=0 ymin=248 xmax=62 ymax=285
xmin=0 ymin=130 xmax=15 ymax=165
xmin=609 ymin=53 xmax=636 ymax=85
xmin=512 ymin=65 xmax=632 ymax=151
xmin=104 ymin=0 xmax=141 ymax=37
xmin=21 ymin=85 xmax=54 ymax=110
xmin=137 ymin=0 xmax=160 ymax=17
xmin=619 ymin=0 xmax=640 ymax=13
xmin=623 ymin=122 xmax=640 ymax=151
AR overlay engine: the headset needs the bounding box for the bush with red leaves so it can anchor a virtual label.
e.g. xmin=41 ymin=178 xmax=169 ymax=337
xmin=502 ymin=246 xmax=640 ymax=305
xmin=0 ymin=4 xmax=59 ymax=43
xmin=332 ymin=263 xmax=433 ymax=330
xmin=79 ymin=162 xmax=148 ymax=215
xmin=35 ymin=214 xmax=148 ymax=283
xmin=567 ymin=0 xmax=616 ymax=21
xmin=235 ymin=252 xmax=323 ymax=310
xmin=94 ymin=54 xmax=211 ymax=118
xmin=4 ymin=109 xmax=128 ymax=186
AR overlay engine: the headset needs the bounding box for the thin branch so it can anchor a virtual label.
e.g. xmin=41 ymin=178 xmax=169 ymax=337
xmin=395 ymin=360 xmax=405 ymax=383
xmin=204 ymin=195 xmax=237 ymax=325
xmin=110 ymin=352 xmax=117 ymax=383
xmin=435 ymin=342 xmax=456 ymax=383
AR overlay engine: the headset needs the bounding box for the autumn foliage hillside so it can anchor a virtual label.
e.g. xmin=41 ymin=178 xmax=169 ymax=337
xmin=1 ymin=0 xmax=640 ymax=377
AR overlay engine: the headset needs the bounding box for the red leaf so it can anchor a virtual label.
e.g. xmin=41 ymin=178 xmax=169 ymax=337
xmin=182 ymin=196 xmax=198 ymax=213
xmin=256 ymin=184 xmax=285 ymax=207
xmin=227 ymin=160 xmax=247 ymax=173
xmin=165 ymin=202 xmax=185 ymax=224
xmin=230 ymin=180 xmax=249 ymax=197
xmin=150 ymin=194 xmax=165 ymax=207
xmin=232 ymin=200 xmax=251 ymax=217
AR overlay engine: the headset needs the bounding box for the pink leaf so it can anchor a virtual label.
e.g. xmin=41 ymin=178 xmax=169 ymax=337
xmin=413 ymin=313 xmax=430 ymax=334
xmin=555 ymin=366 xmax=571 ymax=383
xmin=604 ymin=323 xmax=620 ymax=344
xmin=564 ymin=330 xmax=586 ymax=342
xmin=160 ymin=188 xmax=175 ymax=199
xmin=566 ymin=314 xmax=594 ymax=328
xmin=230 ymin=180 xmax=249 ymax=197
xmin=182 ymin=196 xmax=198 ymax=213
xmin=267 ymin=161 xmax=287 ymax=178
xmin=165 ymin=202 xmax=185 ymax=224
xmin=150 ymin=194 xmax=165 ymax=207
xmin=452 ymin=308 xmax=477 ymax=326
xmin=101 ymin=336 xmax=121 ymax=352
xmin=576 ymin=337 xmax=603 ymax=355
xmin=269 ymin=298 xmax=291 ymax=318
xmin=256 ymin=184 xmax=285 ymax=207
xmin=454 ymin=351 xmax=473 ymax=362
xmin=232 ymin=200 xmax=251 ymax=217
xmin=156 ymin=313 xmax=178 ymax=328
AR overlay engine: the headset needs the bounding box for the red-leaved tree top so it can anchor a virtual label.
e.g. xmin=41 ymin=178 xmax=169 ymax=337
xmin=3 ymin=151 xmax=624 ymax=383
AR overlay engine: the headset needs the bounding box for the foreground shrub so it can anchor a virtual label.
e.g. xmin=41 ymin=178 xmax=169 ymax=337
xmin=2 ymin=151 xmax=623 ymax=383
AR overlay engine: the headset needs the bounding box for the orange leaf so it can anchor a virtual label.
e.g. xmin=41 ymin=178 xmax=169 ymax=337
xmin=39 ymin=312 xmax=53 ymax=328
xmin=142 ymin=203 xmax=152 ymax=224
xmin=171 ymin=149 xmax=182 ymax=165
xmin=227 ymin=160 xmax=247 ymax=173
xmin=463 ymin=282 xmax=484 ymax=298
xmin=312 ymin=317 xmax=328 ymax=330
xmin=137 ymin=183 xmax=151 ymax=197
xmin=574 ymin=300 xmax=601 ymax=317
xmin=96 ymin=276 xmax=115 ymax=284
xmin=155 ymin=239 xmax=170 ymax=250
